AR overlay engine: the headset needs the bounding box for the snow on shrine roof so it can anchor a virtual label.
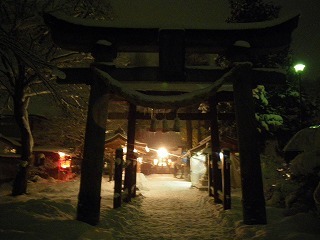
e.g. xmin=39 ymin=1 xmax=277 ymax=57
xmin=105 ymin=133 xmax=147 ymax=148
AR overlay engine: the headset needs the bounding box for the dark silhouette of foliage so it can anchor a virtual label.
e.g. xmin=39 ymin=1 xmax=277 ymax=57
xmin=226 ymin=0 xmax=281 ymax=23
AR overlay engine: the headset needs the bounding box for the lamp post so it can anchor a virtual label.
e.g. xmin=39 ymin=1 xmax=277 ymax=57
xmin=293 ymin=63 xmax=305 ymax=127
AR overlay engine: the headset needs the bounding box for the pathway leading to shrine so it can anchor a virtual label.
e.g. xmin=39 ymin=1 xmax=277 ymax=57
xmin=101 ymin=174 xmax=236 ymax=240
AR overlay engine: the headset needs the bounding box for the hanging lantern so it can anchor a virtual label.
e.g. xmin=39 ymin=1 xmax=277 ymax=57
xmin=149 ymin=117 xmax=157 ymax=132
xmin=173 ymin=116 xmax=181 ymax=132
xmin=162 ymin=117 xmax=169 ymax=132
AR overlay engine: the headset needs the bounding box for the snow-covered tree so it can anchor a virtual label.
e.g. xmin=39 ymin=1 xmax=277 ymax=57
xmin=226 ymin=0 xmax=280 ymax=23
xmin=0 ymin=1 xmax=65 ymax=195
xmin=0 ymin=0 xmax=112 ymax=195
xmin=253 ymin=85 xmax=283 ymax=132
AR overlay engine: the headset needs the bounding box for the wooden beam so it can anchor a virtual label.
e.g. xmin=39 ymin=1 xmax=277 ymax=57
xmin=107 ymin=112 xmax=235 ymax=121
xmin=57 ymin=66 xmax=287 ymax=86
xmin=159 ymin=29 xmax=186 ymax=82
xmin=44 ymin=12 xmax=299 ymax=53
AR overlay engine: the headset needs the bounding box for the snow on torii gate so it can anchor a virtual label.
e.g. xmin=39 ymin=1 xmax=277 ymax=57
xmin=44 ymin=1 xmax=299 ymax=226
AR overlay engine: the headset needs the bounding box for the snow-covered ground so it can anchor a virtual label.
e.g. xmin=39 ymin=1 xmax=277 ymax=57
xmin=0 ymin=174 xmax=319 ymax=240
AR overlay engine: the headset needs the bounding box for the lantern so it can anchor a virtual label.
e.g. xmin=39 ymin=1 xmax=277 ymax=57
xmin=149 ymin=117 xmax=157 ymax=132
xmin=173 ymin=116 xmax=181 ymax=132
xmin=162 ymin=117 xmax=169 ymax=132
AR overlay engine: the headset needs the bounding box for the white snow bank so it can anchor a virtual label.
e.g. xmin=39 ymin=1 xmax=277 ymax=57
xmin=1 ymin=174 xmax=320 ymax=240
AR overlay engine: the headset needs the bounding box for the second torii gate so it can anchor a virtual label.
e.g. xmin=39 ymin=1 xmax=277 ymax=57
xmin=44 ymin=1 xmax=299 ymax=226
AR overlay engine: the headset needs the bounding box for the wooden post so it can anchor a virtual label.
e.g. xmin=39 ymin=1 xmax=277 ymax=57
xmin=132 ymin=153 xmax=138 ymax=198
xmin=197 ymin=120 xmax=202 ymax=143
xmin=233 ymin=64 xmax=267 ymax=224
xmin=114 ymin=148 xmax=123 ymax=209
xmin=209 ymin=98 xmax=222 ymax=203
xmin=77 ymin=76 xmax=109 ymax=226
xmin=221 ymin=148 xmax=231 ymax=210
xmin=186 ymin=120 xmax=193 ymax=149
xmin=207 ymin=154 xmax=213 ymax=197
xmin=124 ymin=103 xmax=137 ymax=202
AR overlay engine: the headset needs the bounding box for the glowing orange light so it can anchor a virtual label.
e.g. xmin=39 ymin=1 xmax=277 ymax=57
xmin=60 ymin=160 xmax=71 ymax=169
xmin=58 ymin=152 xmax=71 ymax=169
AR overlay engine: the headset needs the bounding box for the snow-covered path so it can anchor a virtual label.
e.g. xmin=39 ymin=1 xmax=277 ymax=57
xmin=1 ymin=173 xmax=319 ymax=239
xmin=100 ymin=174 xmax=235 ymax=240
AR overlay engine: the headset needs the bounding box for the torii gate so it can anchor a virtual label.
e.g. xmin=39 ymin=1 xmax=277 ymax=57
xmin=44 ymin=2 xmax=299 ymax=226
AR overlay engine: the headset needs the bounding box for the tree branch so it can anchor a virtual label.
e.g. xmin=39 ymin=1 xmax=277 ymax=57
xmin=25 ymin=90 xmax=51 ymax=98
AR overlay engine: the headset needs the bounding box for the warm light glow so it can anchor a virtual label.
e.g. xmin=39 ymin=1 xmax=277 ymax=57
xmin=60 ymin=160 xmax=71 ymax=169
xmin=153 ymin=159 xmax=158 ymax=165
xmin=219 ymin=152 xmax=224 ymax=161
xmin=160 ymin=162 xmax=167 ymax=167
xmin=123 ymin=146 xmax=137 ymax=153
xmin=137 ymin=157 xmax=143 ymax=164
xmin=157 ymin=147 xmax=168 ymax=158
xmin=145 ymin=146 xmax=150 ymax=152
xmin=58 ymin=151 xmax=66 ymax=158
xmin=58 ymin=152 xmax=71 ymax=169
xmin=294 ymin=63 xmax=305 ymax=72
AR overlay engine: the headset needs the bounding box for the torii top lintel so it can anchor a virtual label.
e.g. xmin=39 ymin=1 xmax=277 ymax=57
xmin=44 ymin=2 xmax=299 ymax=53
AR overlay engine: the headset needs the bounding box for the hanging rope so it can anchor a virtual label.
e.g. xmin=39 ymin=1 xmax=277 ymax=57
xmin=92 ymin=62 xmax=252 ymax=109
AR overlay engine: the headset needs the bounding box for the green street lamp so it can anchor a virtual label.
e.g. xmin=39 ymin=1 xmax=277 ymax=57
xmin=294 ymin=63 xmax=305 ymax=127
xmin=294 ymin=63 xmax=305 ymax=73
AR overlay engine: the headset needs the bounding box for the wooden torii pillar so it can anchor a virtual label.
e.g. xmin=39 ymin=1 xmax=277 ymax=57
xmin=77 ymin=74 xmax=109 ymax=225
xmin=209 ymin=97 xmax=222 ymax=202
xmin=233 ymin=64 xmax=267 ymax=224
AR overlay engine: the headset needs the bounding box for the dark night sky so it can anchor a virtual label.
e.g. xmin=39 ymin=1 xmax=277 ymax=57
xmin=276 ymin=0 xmax=320 ymax=81
xmin=111 ymin=0 xmax=320 ymax=80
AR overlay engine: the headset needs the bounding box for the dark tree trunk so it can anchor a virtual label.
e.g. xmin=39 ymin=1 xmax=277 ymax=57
xmin=12 ymin=94 xmax=34 ymax=196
